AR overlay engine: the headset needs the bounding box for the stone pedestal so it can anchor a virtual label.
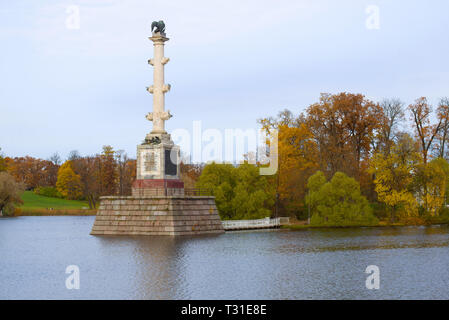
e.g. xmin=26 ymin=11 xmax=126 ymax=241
xmin=90 ymin=196 xmax=224 ymax=236
xmin=132 ymin=179 xmax=184 ymax=196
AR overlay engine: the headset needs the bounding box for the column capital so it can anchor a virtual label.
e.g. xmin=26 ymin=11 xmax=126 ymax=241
xmin=149 ymin=32 xmax=169 ymax=44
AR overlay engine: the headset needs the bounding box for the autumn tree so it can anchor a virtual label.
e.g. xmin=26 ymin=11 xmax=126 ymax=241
xmin=68 ymin=150 xmax=81 ymax=161
xmin=429 ymin=157 xmax=449 ymax=207
xmin=40 ymin=160 xmax=59 ymax=187
xmin=435 ymin=97 xmax=449 ymax=158
xmin=181 ymin=162 xmax=204 ymax=189
xmin=369 ymin=133 xmax=420 ymax=221
xmin=408 ymin=97 xmax=442 ymax=164
xmin=123 ymin=158 xmax=136 ymax=196
xmin=259 ymin=109 xmax=319 ymax=217
xmin=276 ymin=123 xmax=318 ymax=216
xmin=0 ymin=148 xmax=7 ymax=172
xmin=6 ymin=156 xmax=56 ymax=189
xmin=306 ymin=93 xmax=383 ymax=179
xmin=43 ymin=152 xmax=61 ymax=187
xmin=0 ymin=172 xmax=25 ymax=216
xmin=115 ymin=150 xmax=135 ymax=196
xmin=98 ymin=145 xmax=117 ymax=196
xmin=412 ymin=158 xmax=447 ymax=216
xmin=71 ymin=156 xmax=101 ymax=209
xmin=56 ymin=161 xmax=83 ymax=200
xmin=377 ymin=98 xmax=405 ymax=155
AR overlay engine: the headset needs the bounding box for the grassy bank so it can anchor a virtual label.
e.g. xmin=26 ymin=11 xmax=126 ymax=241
xmin=17 ymin=191 xmax=96 ymax=216
xmin=282 ymin=219 xmax=449 ymax=230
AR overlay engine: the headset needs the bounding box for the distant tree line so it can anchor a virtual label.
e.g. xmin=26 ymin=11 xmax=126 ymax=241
xmin=0 ymin=145 xmax=206 ymax=214
xmin=1 ymin=146 xmax=136 ymax=210
xmin=254 ymin=92 xmax=449 ymax=225
xmin=3 ymin=92 xmax=449 ymax=225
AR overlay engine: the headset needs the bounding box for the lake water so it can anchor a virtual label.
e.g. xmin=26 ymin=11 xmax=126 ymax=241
xmin=0 ymin=216 xmax=448 ymax=299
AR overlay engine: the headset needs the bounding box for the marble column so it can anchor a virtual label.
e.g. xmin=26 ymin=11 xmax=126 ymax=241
xmin=146 ymin=32 xmax=172 ymax=135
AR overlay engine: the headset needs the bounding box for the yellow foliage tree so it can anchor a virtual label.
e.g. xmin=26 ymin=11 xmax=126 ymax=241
xmin=259 ymin=116 xmax=319 ymax=216
xmin=277 ymin=124 xmax=319 ymax=206
xmin=414 ymin=160 xmax=447 ymax=216
xmin=369 ymin=134 xmax=420 ymax=221
xmin=56 ymin=161 xmax=83 ymax=200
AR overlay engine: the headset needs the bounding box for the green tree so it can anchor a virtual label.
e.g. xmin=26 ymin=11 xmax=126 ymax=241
xmin=196 ymin=163 xmax=235 ymax=219
xmin=196 ymin=162 xmax=274 ymax=220
xmin=231 ymin=164 xmax=274 ymax=219
xmin=306 ymin=171 xmax=378 ymax=226
xmin=305 ymin=170 xmax=327 ymax=214
xmin=56 ymin=161 xmax=83 ymax=200
xmin=0 ymin=172 xmax=24 ymax=216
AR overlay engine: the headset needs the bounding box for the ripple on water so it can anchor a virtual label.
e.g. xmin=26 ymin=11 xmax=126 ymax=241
xmin=0 ymin=217 xmax=448 ymax=299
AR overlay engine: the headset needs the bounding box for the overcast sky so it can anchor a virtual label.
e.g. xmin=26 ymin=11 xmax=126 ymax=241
xmin=1 ymin=0 xmax=449 ymax=160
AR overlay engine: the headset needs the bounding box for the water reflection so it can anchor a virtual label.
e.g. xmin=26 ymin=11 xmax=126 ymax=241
xmin=274 ymin=226 xmax=449 ymax=253
xmin=1 ymin=217 xmax=449 ymax=299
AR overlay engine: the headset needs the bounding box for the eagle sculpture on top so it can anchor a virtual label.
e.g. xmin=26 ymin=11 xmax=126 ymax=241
xmin=151 ymin=20 xmax=165 ymax=34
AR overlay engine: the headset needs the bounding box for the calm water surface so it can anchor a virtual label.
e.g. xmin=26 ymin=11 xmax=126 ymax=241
xmin=1 ymin=216 xmax=449 ymax=299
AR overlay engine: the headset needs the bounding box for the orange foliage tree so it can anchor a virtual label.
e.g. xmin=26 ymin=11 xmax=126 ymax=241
xmin=98 ymin=145 xmax=117 ymax=196
xmin=306 ymin=93 xmax=383 ymax=179
xmin=259 ymin=110 xmax=319 ymax=217
xmin=6 ymin=156 xmax=59 ymax=189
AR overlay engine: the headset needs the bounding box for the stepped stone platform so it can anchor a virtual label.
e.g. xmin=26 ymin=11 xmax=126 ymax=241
xmin=90 ymin=196 xmax=224 ymax=236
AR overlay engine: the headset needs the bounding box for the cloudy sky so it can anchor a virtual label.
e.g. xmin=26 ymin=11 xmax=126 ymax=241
xmin=1 ymin=0 xmax=449 ymax=160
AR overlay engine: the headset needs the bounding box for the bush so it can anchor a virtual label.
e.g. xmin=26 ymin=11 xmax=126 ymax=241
xmin=288 ymin=203 xmax=308 ymax=220
xmin=425 ymin=206 xmax=449 ymax=224
xmin=370 ymin=202 xmax=389 ymax=220
xmin=34 ymin=186 xmax=63 ymax=198
xmin=401 ymin=216 xmax=427 ymax=225
xmin=306 ymin=171 xmax=379 ymax=227
xmin=196 ymin=162 xmax=275 ymax=220
xmin=440 ymin=206 xmax=449 ymax=219
xmin=0 ymin=172 xmax=24 ymax=216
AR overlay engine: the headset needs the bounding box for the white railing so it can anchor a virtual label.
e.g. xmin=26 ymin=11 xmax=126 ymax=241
xmin=222 ymin=217 xmax=281 ymax=230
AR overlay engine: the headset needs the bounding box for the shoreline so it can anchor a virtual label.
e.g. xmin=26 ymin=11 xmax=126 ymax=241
xmin=282 ymin=221 xmax=449 ymax=230
xmin=3 ymin=213 xmax=449 ymax=230
xmin=15 ymin=209 xmax=97 ymax=216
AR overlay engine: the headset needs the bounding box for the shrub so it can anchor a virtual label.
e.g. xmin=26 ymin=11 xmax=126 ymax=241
xmin=34 ymin=186 xmax=63 ymax=198
xmin=0 ymin=172 xmax=24 ymax=216
xmin=197 ymin=162 xmax=275 ymax=220
xmin=306 ymin=171 xmax=379 ymax=227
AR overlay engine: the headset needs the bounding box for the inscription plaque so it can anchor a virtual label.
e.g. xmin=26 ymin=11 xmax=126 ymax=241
xmin=142 ymin=149 xmax=160 ymax=174
xmin=165 ymin=149 xmax=177 ymax=176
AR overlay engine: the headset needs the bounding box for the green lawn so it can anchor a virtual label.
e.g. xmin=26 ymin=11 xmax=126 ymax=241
xmin=20 ymin=191 xmax=89 ymax=210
